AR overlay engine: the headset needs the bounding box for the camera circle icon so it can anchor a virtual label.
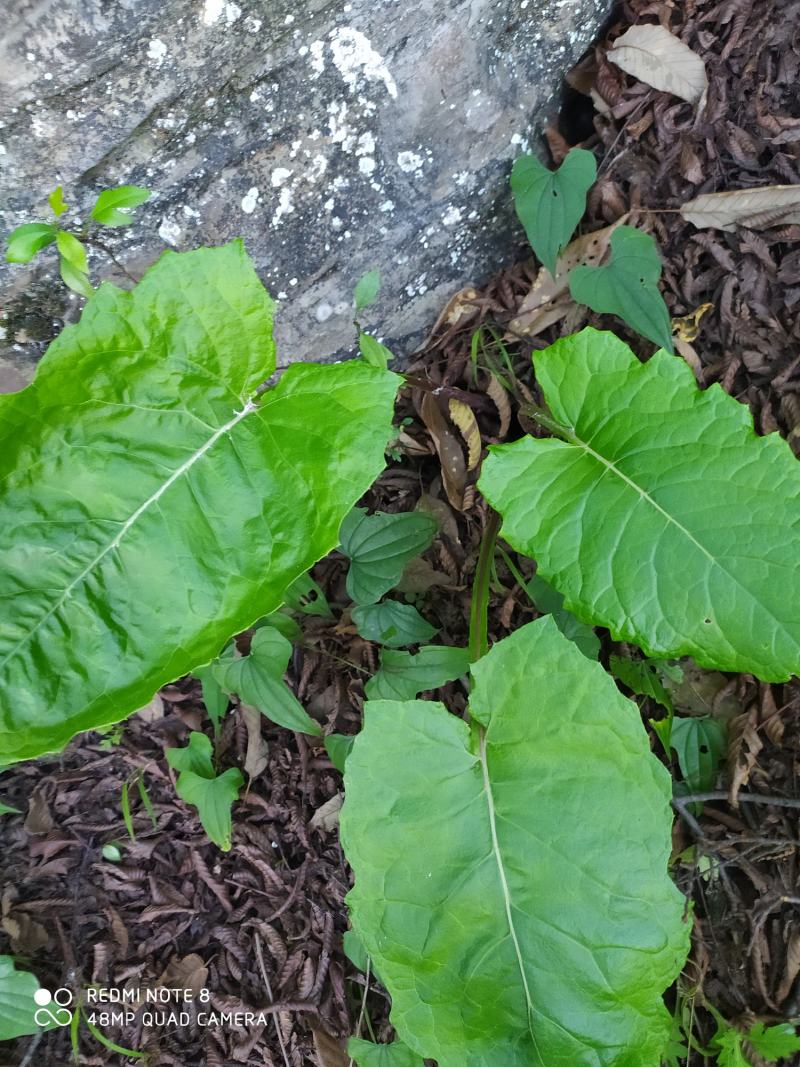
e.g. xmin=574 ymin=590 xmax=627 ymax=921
xmin=34 ymin=988 xmax=52 ymax=1007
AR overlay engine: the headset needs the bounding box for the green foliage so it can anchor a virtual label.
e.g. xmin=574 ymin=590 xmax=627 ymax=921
xmin=5 ymin=222 xmax=57 ymax=263
xmin=56 ymin=231 xmax=92 ymax=297
xmin=745 ymin=1021 xmax=800 ymax=1059
xmin=283 ymin=571 xmax=333 ymax=619
xmin=0 ymin=955 xmax=58 ymax=1040
xmin=342 ymin=618 xmax=689 ymax=1066
xmin=48 ymin=186 xmax=68 ymax=217
xmin=343 ymin=928 xmax=369 ymax=971
xmin=364 ymin=645 xmax=469 ymax=700
xmin=520 ymin=570 xmax=600 ymax=660
xmin=101 ymin=842 xmax=123 ymax=862
xmin=354 ymin=268 xmax=381 ymax=311
xmin=569 ymin=226 xmax=674 ymax=352
xmin=610 ymin=654 xmax=674 ymax=713
xmin=358 ymin=332 xmax=393 ymax=369
xmin=0 ymin=243 xmax=400 ymax=763
xmin=671 ymin=715 xmax=726 ymax=792
xmin=352 ymin=601 xmax=437 ymax=648
xmin=480 ymin=328 xmax=800 ymax=681
xmin=325 ymin=733 xmax=355 ymax=773
xmin=194 ymin=661 xmax=231 ymax=735
xmin=511 ymin=148 xmax=596 ymax=274
xmin=340 ymin=508 xmax=437 ymax=605
xmin=214 ymin=627 xmax=321 ymax=736
xmin=166 ymin=732 xmax=243 ymax=851
xmin=0 ymin=801 xmax=21 ymax=816
xmin=90 ymin=184 xmax=151 ymax=226
xmin=348 ymin=1037 xmax=426 ymax=1067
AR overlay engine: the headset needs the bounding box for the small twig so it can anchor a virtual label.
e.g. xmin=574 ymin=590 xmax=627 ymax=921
xmin=18 ymin=1032 xmax=43 ymax=1067
xmin=402 ymin=374 xmax=493 ymax=412
xmin=254 ymin=933 xmax=291 ymax=1067
xmin=349 ymin=957 xmax=372 ymax=1067
xmin=676 ymin=791 xmax=800 ymax=811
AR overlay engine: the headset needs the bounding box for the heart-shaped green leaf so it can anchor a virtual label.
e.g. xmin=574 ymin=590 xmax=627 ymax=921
xmin=340 ymin=509 xmax=437 ymax=605
xmin=0 ymin=955 xmax=60 ymax=1040
xmin=0 ymin=242 xmax=399 ymax=762
xmin=342 ymin=618 xmax=689 ymax=1065
xmin=352 ymin=601 xmax=437 ymax=648
xmin=348 ymin=1038 xmax=425 ymax=1067
xmin=215 ymin=627 xmax=321 ymax=736
xmin=511 ymin=148 xmax=597 ymax=275
xmin=480 ymin=328 xmax=800 ymax=680
xmin=364 ymin=645 xmax=469 ymax=700
xmin=670 ymin=715 xmax=726 ymax=792
xmin=167 ymin=732 xmax=243 ymax=850
xmin=569 ymin=226 xmax=674 ymax=351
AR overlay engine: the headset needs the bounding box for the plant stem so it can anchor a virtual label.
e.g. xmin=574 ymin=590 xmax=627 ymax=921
xmin=469 ymin=509 xmax=501 ymax=663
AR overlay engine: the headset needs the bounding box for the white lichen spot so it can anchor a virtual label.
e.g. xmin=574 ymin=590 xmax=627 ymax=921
xmin=379 ymin=199 xmax=394 ymax=212
xmin=241 ymin=186 xmax=259 ymax=213
xmin=442 ymin=205 xmax=462 ymax=226
xmin=43 ymin=72 xmax=53 ymax=81
xmin=271 ymin=167 xmax=292 ymax=187
xmin=249 ymin=88 xmax=261 ymax=102
xmin=272 ymin=186 xmax=294 ymax=225
xmin=202 ymin=0 xmax=224 ymax=25
xmin=245 ymin=15 xmax=262 ymax=32
xmin=315 ymin=302 xmax=334 ymax=322
xmin=356 ymin=131 xmax=375 ymax=156
xmin=182 ymin=205 xmax=200 ymax=219
xmin=329 ymin=28 xmax=397 ymax=99
xmin=0 ymin=144 xmax=6 ymax=156
xmin=358 ymin=156 xmax=376 ymax=175
xmin=397 ymin=150 xmax=423 ymax=174
xmin=147 ymin=39 xmax=168 ymax=63
xmin=25 ymin=51 xmax=35 ymax=61
xmin=284 ymin=13 xmax=294 ymax=24
xmin=309 ymin=154 xmax=328 ymax=181
xmin=158 ymin=217 xmax=182 ymax=245
xmin=309 ymin=40 xmax=325 ymax=75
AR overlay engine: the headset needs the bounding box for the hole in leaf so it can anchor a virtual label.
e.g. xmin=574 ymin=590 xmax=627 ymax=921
xmin=699 ymin=744 xmax=709 ymax=754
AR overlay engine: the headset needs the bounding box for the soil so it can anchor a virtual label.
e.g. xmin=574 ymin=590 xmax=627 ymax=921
xmin=2 ymin=0 xmax=800 ymax=1064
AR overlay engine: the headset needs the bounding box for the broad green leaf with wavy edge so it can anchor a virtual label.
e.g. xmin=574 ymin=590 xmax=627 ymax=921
xmin=479 ymin=328 xmax=800 ymax=681
xmin=342 ymin=618 xmax=689 ymax=1067
xmin=0 ymin=242 xmax=400 ymax=762
xmin=348 ymin=1037 xmax=425 ymax=1067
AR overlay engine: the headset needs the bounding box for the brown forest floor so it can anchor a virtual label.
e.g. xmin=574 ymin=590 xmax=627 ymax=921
xmin=2 ymin=0 xmax=800 ymax=1064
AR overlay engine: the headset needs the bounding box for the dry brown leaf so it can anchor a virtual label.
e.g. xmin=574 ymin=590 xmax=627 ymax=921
xmin=135 ymin=693 xmax=165 ymax=723
xmin=415 ymin=285 xmax=479 ymax=351
xmin=419 ymin=393 xmax=467 ymax=511
xmin=777 ymin=933 xmax=800 ymax=1006
xmin=309 ymin=793 xmax=342 ymax=833
xmin=156 ymin=953 xmax=209 ymax=997
xmin=397 ymin=557 xmax=459 ymax=595
xmin=509 ymin=217 xmax=628 ymax=336
xmin=1 ymin=911 xmax=49 ymax=953
xmin=485 ymin=374 xmax=511 ymax=440
xmin=673 ymin=337 xmax=704 ymax=384
xmin=673 ymin=303 xmax=713 ymax=343
xmin=607 ymin=24 xmax=707 ymax=105
xmin=311 ymin=1026 xmax=349 ymax=1067
xmin=680 ymin=186 xmax=800 ymax=231
xmin=448 ymin=398 xmax=481 ymax=471
xmin=727 ymin=705 xmax=763 ymax=807
xmin=242 ymin=704 xmax=269 ymax=779
xmin=24 ymin=786 xmax=54 ymax=835
xmin=417 ymin=492 xmax=460 ymax=546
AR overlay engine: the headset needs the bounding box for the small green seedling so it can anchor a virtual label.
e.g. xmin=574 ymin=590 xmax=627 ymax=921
xmin=5 ymin=183 xmax=151 ymax=297
xmin=166 ymin=732 xmax=243 ymax=851
xmin=353 ymin=267 xmax=393 ymax=368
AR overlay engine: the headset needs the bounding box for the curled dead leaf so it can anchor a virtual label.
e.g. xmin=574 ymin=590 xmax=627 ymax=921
xmin=727 ymin=705 xmax=763 ymax=807
xmin=242 ymin=704 xmax=269 ymax=779
xmin=672 ymin=303 xmax=713 ymax=343
xmin=309 ymin=793 xmax=342 ymax=833
xmin=448 ymin=399 xmax=481 ymax=471
xmin=416 ymin=285 xmax=479 ymax=351
xmin=156 ymin=952 xmax=209 ymax=997
xmin=607 ymin=24 xmax=708 ymax=105
xmin=420 ymin=393 xmax=467 ymax=511
xmin=680 ymin=186 xmax=800 ymax=231
xmin=485 ymin=374 xmax=511 ymax=440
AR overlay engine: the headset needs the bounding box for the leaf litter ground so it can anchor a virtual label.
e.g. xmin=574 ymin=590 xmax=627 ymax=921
xmin=2 ymin=0 xmax=800 ymax=1062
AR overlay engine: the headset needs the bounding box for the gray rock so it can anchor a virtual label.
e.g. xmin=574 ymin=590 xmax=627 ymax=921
xmin=0 ymin=0 xmax=610 ymax=388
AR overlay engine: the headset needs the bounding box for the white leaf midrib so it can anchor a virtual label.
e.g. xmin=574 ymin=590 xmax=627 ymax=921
xmin=0 ymin=400 xmax=257 ymax=673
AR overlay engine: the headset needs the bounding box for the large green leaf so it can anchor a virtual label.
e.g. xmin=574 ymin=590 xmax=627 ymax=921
xmin=511 ymin=149 xmax=597 ymax=275
xmin=348 ymin=1037 xmax=425 ymax=1067
xmin=569 ymin=227 xmax=674 ymax=352
xmin=0 ymin=242 xmax=400 ymax=762
xmin=479 ymin=328 xmax=800 ymax=681
xmin=342 ymin=618 xmax=689 ymax=1066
